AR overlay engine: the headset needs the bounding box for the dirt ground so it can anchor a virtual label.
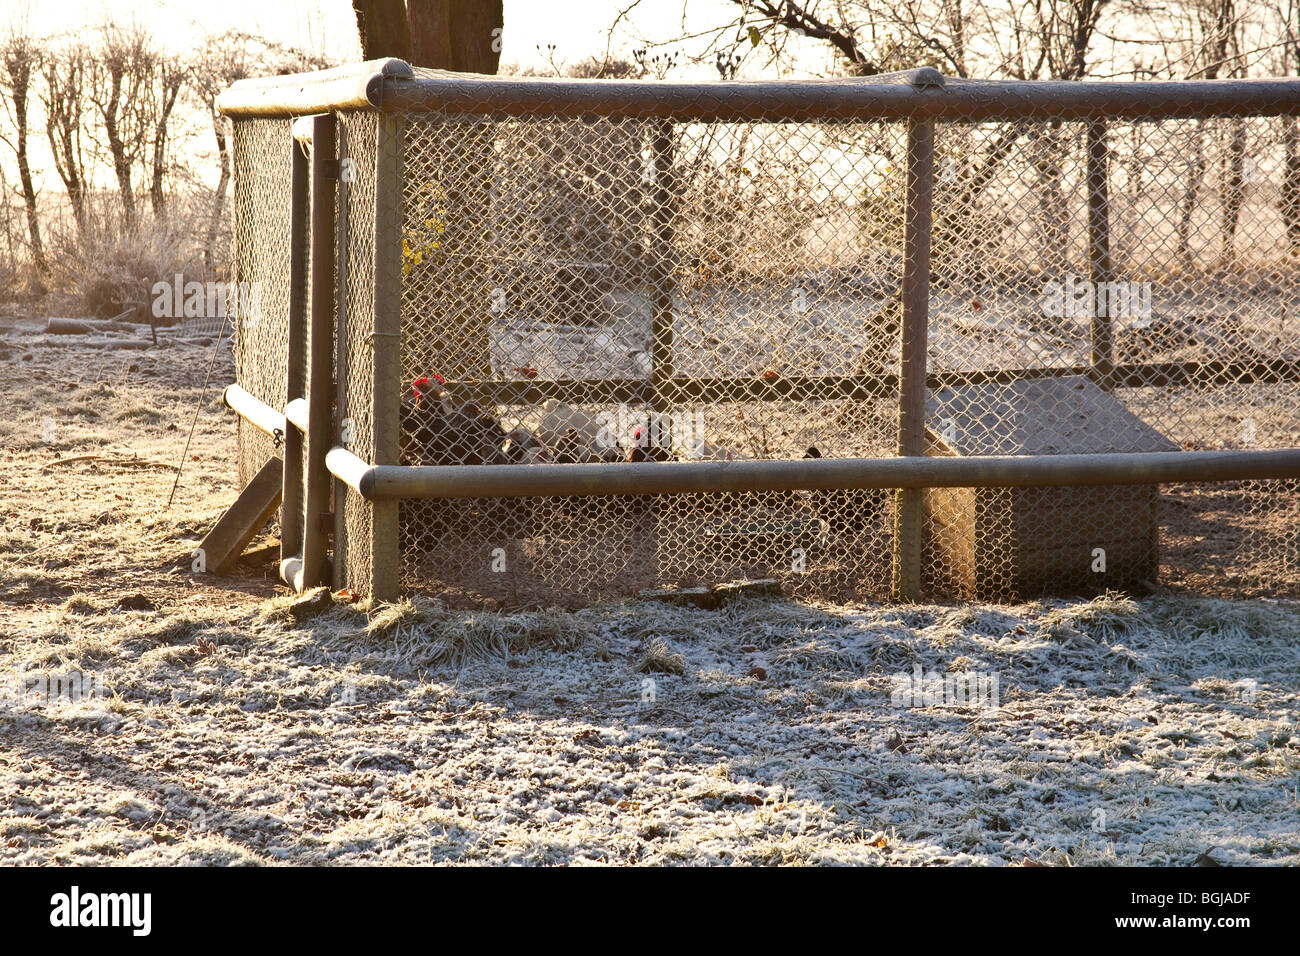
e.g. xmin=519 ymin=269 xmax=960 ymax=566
xmin=1 ymin=315 xmax=1298 ymax=865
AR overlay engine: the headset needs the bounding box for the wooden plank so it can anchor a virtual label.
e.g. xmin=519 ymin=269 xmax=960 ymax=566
xmin=333 ymin=117 xmax=352 ymax=589
xmin=198 ymin=458 xmax=284 ymax=575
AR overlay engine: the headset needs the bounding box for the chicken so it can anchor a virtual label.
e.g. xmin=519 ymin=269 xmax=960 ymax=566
xmin=399 ymin=376 xmax=507 ymax=466
xmin=502 ymin=426 xmax=546 ymax=463
xmin=553 ymin=428 xmax=585 ymax=464
xmin=625 ymin=423 xmax=673 ymax=462
xmin=805 ymin=445 xmax=883 ymax=537
xmin=399 ymin=376 xmax=526 ymax=546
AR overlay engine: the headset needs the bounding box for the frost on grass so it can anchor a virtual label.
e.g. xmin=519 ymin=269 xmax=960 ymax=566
xmin=0 ymin=589 xmax=1297 ymax=866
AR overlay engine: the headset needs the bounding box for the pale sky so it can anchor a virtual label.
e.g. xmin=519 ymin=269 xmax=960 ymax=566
xmin=3 ymin=0 xmax=835 ymax=195
xmin=13 ymin=0 xmax=759 ymax=71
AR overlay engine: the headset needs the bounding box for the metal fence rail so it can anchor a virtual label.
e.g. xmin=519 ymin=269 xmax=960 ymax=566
xmin=219 ymin=62 xmax=1300 ymax=607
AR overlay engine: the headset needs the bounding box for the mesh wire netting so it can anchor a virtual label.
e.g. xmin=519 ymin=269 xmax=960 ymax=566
xmin=337 ymin=110 xmax=380 ymax=593
xmin=232 ymin=78 xmax=1300 ymax=606
xmin=392 ymin=111 xmax=904 ymax=604
xmin=232 ymin=118 xmax=296 ymax=500
xmin=919 ymin=115 xmax=1299 ymax=599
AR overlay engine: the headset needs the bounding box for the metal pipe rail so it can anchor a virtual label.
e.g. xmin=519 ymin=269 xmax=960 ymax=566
xmin=226 ymin=383 xmax=1300 ymax=502
xmin=333 ymin=449 xmax=1300 ymax=500
xmin=222 ymin=385 xmax=309 ymax=438
xmin=218 ymin=60 xmax=1300 ymax=123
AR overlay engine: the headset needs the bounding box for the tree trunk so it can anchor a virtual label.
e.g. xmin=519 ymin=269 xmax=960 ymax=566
xmin=444 ymin=0 xmax=503 ymax=73
xmin=1176 ymin=128 xmax=1205 ymax=266
xmin=149 ymin=64 xmax=184 ymax=218
xmin=1282 ymin=117 xmax=1300 ymax=256
xmin=352 ymin=0 xmax=412 ymax=60
xmin=103 ymin=67 xmax=136 ymax=228
xmin=363 ymin=0 xmax=504 ymax=72
xmin=205 ymin=117 xmax=232 ymax=272
xmin=4 ymin=48 xmax=48 ymax=276
xmin=1219 ymin=119 xmax=1247 ymax=264
xmin=407 ymin=0 xmax=453 ymax=67
xmin=42 ymin=54 xmax=89 ymax=233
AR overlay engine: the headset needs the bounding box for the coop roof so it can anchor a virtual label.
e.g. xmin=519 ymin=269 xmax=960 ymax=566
xmin=926 ymin=375 xmax=1178 ymax=456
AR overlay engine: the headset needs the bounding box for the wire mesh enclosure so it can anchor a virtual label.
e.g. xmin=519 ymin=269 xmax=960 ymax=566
xmin=218 ymin=60 xmax=1300 ymax=607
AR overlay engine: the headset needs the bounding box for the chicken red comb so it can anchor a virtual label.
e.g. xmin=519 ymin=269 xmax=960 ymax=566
xmin=411 ymin=373 xmax=446 ymax=398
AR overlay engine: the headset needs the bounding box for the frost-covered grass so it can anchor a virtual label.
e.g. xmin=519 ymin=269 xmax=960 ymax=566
xmin=1 ymin=589 xmax=1297 ymax=866
xmin=1 ymin=317 xmax=1297 ymax=865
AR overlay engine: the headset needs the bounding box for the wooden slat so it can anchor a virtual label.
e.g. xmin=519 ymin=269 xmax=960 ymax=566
xmin=198 ymin=458 xmax=284 ymax=575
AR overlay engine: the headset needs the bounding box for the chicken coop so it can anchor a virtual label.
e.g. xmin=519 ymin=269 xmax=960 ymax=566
xmin=216 ymin=60 xmax=1300 ymax=606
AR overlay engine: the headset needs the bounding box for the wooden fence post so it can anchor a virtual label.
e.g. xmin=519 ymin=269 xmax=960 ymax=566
xmin=893 ymin=117 xmax=934 ymax=603
xmin=298 ymin=113 xmax=337 ymax=589
xmin=1087 ymin=120 xmax=1115 ymax=390
xmin=281 ymin=129 xmax=309 ymax=566
xmin=368 ymin=112 xmax=404 ymax=601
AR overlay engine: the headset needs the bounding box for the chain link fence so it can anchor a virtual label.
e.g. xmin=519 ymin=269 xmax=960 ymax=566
xmin=224 ymin=63 xmax=1300 ymax=606
xmin=231 ymin=117 xmax=296 ymax=491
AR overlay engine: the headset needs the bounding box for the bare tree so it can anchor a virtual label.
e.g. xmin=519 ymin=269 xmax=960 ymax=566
xmin=87 ymin=22 xmax=155 ymax=228
xmin=42 ymin=42 xmax=92 ymax=233
xmin=190 ymin=31 xmax=332 ymax=271
xmin=0 ymin=28 xmax=48 ymax=277
xmin=146 ymin=53 xmax=186 ymax=218
xmin=1170 ymin=0 xmax=1247 ymax=264
xmin=1275 ymin=0 xmax=1300 ymax=254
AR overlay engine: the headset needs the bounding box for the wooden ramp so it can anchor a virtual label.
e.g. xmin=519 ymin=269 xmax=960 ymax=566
xmin=198 ymin=457 xmax=283 ymax=575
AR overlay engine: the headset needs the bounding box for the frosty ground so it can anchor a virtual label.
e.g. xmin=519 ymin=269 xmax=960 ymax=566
xmin=1 ymin=316 xmax=1298 ymax=865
